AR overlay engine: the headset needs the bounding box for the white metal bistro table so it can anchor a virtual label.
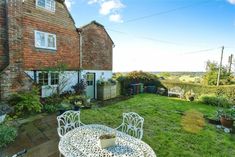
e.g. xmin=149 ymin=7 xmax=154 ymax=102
xmin=59 ymin=124 xmax=156 ymax=157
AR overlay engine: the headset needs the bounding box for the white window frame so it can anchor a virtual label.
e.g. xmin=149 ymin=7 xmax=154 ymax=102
xmin=34 ymin=30 xmax=57 ymax=50
xmin=51 ymin=72 xmax=59 ymax=85
xmin=38 ymin=72 xmax=60 ymax=86
xmin=38 ymin=72 xmax=49 ymax=86
xmin=36 ymin=0 xmax=56 ymax=12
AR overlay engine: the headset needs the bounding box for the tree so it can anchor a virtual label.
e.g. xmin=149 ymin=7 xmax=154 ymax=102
xmin=203 ymin=61 xmax=232 ymax=85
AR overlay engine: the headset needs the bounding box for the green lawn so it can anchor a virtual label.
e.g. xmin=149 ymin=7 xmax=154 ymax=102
xmin=81 ymin=94 xmax=235 ymax=157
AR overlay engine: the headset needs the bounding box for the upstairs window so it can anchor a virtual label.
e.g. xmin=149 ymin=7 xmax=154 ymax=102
xmin=36 ymin=0 xmax=55 ymax=12
xmin=35 ymin=31 xmax=56 ymax=50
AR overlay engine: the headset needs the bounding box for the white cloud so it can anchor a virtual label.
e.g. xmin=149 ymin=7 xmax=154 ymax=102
xmin=99 ymin=0 xmax=124 ymax=15
xmin=87 ymin=0 xmax=125 ymax=22
xmin=65 ymin=0 xmax=75 ymax=10
xmin=109 ymin=14 xmax=123 ymax=23
xmin=88 ymin=0 xmax=99 ymax=5
xmin=227 ymin=0 xmax=235 ymax=4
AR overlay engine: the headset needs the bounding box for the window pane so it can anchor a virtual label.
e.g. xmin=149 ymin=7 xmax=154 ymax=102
xmin=51 ymin=73 xmax=59 ymax=85
xmin=86 ymin=74 xmax=94 ymax=81
xmin=46 ymin=0 xmax=55 ymax=11
xmin=39 ymin=73 xmax=48 ymax=85
xmin=36 ymin=32 xmax=45 ymax=47
xmin=37 ymin=0 xmax=45 ymax=7
xmin=48 ymin=35 xmax=55 ymax=48
xmin=87 ymin=81 xmax=93 ymax=86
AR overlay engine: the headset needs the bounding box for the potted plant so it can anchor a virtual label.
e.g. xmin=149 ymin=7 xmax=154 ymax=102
xmin=99 ymin=133 xmax=116 ymax=149
xmin=217 ymin=107 xmax=235 ymax=128
xmin=185 ymin=90 xmax=195 ymax=101
xmin=73 ymin=100 xmax=82 ymax=111
xmin=68 ymin=96 xmax=83 ymax=111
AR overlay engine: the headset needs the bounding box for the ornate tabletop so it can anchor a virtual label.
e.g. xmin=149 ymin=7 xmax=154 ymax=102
xmin=59 ymin=124 xmax=156 ymax=157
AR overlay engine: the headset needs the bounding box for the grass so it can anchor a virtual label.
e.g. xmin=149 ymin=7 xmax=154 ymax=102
xmin=81 ymin=94 xmax=235 ymax=157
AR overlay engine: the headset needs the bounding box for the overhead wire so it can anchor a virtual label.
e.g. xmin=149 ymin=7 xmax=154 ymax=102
xmin=124 ymin=0 xmax=211 ymax=23
xmin=180 ymin=47 xmax=221 ymax=55
xmin=105 ymin=0 xmax=224 ymax=55
xmin=105 ymin=0 xmax=215 ymax=48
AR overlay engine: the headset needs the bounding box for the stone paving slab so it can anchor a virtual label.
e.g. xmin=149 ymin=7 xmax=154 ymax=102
xmin=2 ymin=113 xmax=59 ymax=157
xmin=25 ymin=139 xmax=59 ymax=157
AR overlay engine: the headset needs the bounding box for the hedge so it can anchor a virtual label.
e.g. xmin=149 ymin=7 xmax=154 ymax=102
xmin=161 ymin=80 xmax=235 ymax=99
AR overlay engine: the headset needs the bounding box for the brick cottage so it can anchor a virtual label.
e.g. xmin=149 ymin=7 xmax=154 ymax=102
xmin=0 ymin=0 xmax=114 ymax=99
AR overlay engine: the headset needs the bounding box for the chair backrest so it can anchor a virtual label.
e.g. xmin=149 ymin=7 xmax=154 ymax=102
xmin=57 ymin=110 xmax=81 ymax=138
xmin=120 ymin=112 xmax=144 ymax=139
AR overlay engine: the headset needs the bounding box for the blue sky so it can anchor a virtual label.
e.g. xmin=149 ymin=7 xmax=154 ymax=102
xmin=65 ymin=0 xmax=235 ymax=72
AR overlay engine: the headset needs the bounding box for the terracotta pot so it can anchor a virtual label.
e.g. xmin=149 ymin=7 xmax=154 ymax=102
xmin=220 ymin=116 xmax=234 ymax=128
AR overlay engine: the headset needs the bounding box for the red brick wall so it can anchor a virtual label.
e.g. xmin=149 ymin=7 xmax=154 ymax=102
xmin=0 ymin=1 xmax=8 ymax=70
xmin=1 ymin=0 xmax=79 ymax=99
xmin=0 ymin=0 xmax=33 ymax=99
xmin=22 ymin=0 xmax=80 ymax=70
xmin=81 ymin=22 xmax=113 ymax=70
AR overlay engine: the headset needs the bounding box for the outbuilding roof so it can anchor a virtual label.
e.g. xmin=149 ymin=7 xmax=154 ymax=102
xmin=77 ymin=21 xmax=114 ymax=45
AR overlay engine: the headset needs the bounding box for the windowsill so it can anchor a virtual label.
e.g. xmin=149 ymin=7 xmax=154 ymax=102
xmin=41 ymin=84 xmax=58 ymax=88
xmin=35 ymin=46 xmax=57 ymax=50
xmin=36 ymin=5 xmax=55 ymax=13
xmin=35 ymin=47 xmax=57 ymax=53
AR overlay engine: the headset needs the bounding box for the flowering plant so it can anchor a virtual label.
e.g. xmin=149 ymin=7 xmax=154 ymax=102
xmin=72 ymin=79 xmax=87 ymax=95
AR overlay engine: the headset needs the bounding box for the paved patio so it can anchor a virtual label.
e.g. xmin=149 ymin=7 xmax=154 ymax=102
xmin=1 ymin=113 xmax=60 ymax=157
xmin=0 ymin=96 xmax=129 ymax=157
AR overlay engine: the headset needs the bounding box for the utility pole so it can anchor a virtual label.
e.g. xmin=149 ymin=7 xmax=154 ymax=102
xmin=228 ymin=54 xmax=233 ymax=74
xmin=217 ymin=46 xmax=224 ymax=86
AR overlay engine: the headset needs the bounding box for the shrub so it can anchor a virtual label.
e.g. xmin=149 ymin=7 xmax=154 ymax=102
xmin=43 ymin=104 xmax=58 ymax=113
xmin=41 ymin=95 xmax=64 ymax=106
xmin=161 ymin=80 xmax=235 ymax=99
xmin=72 ymin=79 xmax=87 ymax=95
xmin=199 ymin=94 xmax=233 ymax=107
xmin=8 ymin=88 xmax=42 ymax=116
xmin=0 ymin=124 xmax=17 ymax=148
xmin=116 ymin=71 xmax=163 ymax=95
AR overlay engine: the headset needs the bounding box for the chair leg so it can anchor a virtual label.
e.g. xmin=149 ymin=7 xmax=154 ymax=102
xmin=59 ymin=152 xmax=62 ymax=157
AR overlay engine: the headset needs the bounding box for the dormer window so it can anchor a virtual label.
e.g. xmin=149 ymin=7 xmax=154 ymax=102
xmin=36 ymin=0 xmax=55 ymax=12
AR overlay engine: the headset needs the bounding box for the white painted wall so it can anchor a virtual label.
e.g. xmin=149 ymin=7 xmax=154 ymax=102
xmin=25 ymin=71 xmax=78 ymax=98
xmin=80 ymin=70 xmax=113 ymax=99
xmin=81 ymin=70 xmax=112 ymax=81
xmin=25 ymin=70 xmax=112 ymax=98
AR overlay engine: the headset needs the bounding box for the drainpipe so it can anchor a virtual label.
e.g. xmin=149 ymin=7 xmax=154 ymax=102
xmin=79 ymin=31 xmax=83 ymax=69
xmin=78 ymin=31 xmax=83 ymax=83
xmin=5 ymin=0 xmax=9 ymax=66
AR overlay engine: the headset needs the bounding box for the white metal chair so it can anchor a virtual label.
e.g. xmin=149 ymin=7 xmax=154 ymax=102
xmin=116 ymin=112 xmax=144 ymax=139
xmin=57 ymin=110 xmax=84 ymax=138
xmin=57 ymin=110 xmax=84 ymax=157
